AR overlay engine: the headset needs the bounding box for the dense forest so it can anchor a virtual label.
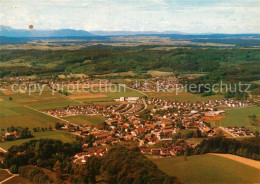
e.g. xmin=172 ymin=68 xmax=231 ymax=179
xmin=0 ymin=139 xmax=178 ymax=184
xmin=194 ymin=136 xmax=260 ymax=160
xmin=0 ymin=47 xmax=260 ymax=78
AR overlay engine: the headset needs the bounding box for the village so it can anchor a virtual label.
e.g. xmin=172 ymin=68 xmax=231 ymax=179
xmin=0 ymin=76 xmax=256 ymax=164
xmin=54 ymin=96 xmax=254 ymax=164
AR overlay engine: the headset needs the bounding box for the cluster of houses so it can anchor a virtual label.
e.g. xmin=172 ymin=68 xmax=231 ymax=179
xmin=44 ymin=97 xmax=146 ymax=118
xmin=225 ymin=127 xmax=254 ymax=137
xmin=43 ymin=104 xmax=118 ymax=117
xmin=73 ymin=148 xmax=109 ymax=164
xmin=148 ymin=98 xmax=251 ymax=111
xmin=54 ymin=96 xmax=256 ymax=161
xmin=0 ymin=132 xmax=19 ymax=141
xmin=128 ymin=77 xmax=179 ymax=92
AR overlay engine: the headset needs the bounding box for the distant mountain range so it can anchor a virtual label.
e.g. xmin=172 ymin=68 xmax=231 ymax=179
xmin=90 ymin=30 xmax=185 ymax=36
xmin=1 ymin=25 xmax=260 ymax=38
xmin=0 ymin=26 xmax=187 ymax=37
xmin=0 ymin=26 xmax=93 ymax=37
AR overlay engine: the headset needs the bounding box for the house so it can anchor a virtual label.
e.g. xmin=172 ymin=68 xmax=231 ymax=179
xmin=126 ymin=97 xmax=139 ymax=103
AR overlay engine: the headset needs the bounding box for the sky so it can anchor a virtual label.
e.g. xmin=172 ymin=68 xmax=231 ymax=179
xmin=0 ymin=0 xmax=259 ymax=33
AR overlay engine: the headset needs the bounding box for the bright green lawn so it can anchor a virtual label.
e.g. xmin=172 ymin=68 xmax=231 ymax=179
xmin=149 ymin=154 xmax=260 ymax=184
xmin=0 ymin=130 xmax=74 ymax=150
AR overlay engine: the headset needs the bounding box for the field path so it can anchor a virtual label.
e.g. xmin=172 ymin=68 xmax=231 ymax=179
xmin=0 ymin=169 xmax=19 ymax=184
xmin=125 ymin=86 xmax=148 ymax=97
xmin=0 ymin=147 xmax=7 ymax=153
xmin=208 ymin=153 xmax=260 ymax=169
xmin=25 ymin=105 xmax=70 ymax=123
xmin=0 ymin=175 xmax=16 ymax=184
xmin=219 ymin=127 xmax=235 ymax=137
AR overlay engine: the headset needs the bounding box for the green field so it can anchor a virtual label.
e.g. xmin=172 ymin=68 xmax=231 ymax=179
xmin=0 ymin=99 xmax=64 ymax=130
xmin=149 ymin=154 xmax=260 ymax=184
xmin=62 ymin=115 xmax=105 ymax=126
xmin=220 ymin=106 xmax=260 ymax=127
xmin=15 ymin=88 xmax=80 ymax=109
xmin=252 ymin=80 xmax=260 ymax=84
xmin=146 ymin=91 xmax=223 ymax=102
xmin=0 ymin=130 xmax=74 ymax=150
xmin=76 ymin=86 xmax=144 ymax=103
xmin=146 ymin=70 xmax=173 ymax=77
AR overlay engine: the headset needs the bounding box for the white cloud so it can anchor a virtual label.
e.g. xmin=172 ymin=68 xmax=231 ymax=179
xmin=0 ymin=0 xmax=259 ymax=33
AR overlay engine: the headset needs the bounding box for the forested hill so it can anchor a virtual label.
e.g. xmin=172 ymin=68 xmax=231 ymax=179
xmin=0 ymin=47 xmax=260 ymax=79
xmin=0 ymin=139 xmax=179 ymax=184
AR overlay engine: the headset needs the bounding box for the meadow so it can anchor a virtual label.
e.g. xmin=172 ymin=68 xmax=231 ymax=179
xmin=12 ymin=87 xmax=80 ymax=109
xmin=149 ymin=154 xmax=260 ymax=184
xmin=72 ymin=86 xmax=144 ymax=103
xmin=0 ymin=130 xmax=74 ymax=150
xmin=252 ymin=80 xmax=260 ymax=84
xmin=215 ymin=106 xmax=260 ymax=127
xmin=0 ymin=99 xmax=64 ymax=130
xmin=146 ymin=91 xmax=223 ymax=102
xmin=62 ymin=115 xmax=105 ymax=126
xmin=146 ymin=70 xmax=173 ymax=77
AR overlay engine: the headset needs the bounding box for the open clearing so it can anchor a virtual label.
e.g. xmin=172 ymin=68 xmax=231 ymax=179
xmin=146 ymin=91 xmax=223 ymax=102
xmin=94 ymin=71 xmax=137 ymax=77
xmin=146 ymin=70 xmax=173 ymax=77
xmin=149 ymin=154 xmax=260 ymax=184
xmin=0 ymin=131 xmax=74 ymax=151
xmin=62 ymin=115 xmax=105 ymax=126
xmin=69 ymin=92 xmax=107 ymax=99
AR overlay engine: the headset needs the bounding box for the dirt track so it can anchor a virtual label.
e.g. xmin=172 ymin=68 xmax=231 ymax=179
xmin=209 ymin=153 xmax=260 ymax=169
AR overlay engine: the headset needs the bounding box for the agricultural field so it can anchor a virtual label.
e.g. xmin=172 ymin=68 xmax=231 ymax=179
xmin=3 ymin=86 xmax=79 ymax=109
xmin=94 ymin=71 xmax=137 ymax=77
xmin=0 ymin=97 xmax=64 ymax=130
xmin=149 ymin=154 xmax=260 ymax=184
xmin=252 ymin=80 xmax=260 ymax=84
xmin=62 ymin=115 xmax=105 ymax=126
xmin=146 ymin=70 xmax=173 ymax=77
xmin=73 ymin=86 xmax=144 ymax=103
xmin=146 ymin=91 xmax=223 ymax=102
xmin=0 ymin=130 xmax=74 ymax=151
xmin=219 ymin=106 xmax=260 ymax=127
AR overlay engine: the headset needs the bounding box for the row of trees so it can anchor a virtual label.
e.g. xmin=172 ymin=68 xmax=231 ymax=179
xmin=194 ymin=136 xmax=260 ymax=160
